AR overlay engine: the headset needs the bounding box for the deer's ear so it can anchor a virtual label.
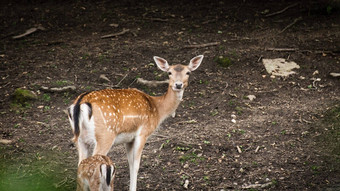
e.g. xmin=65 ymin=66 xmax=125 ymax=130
xmin=188 ymin=55 xmax=203 ymax=71
xmin=154 ymin=56 xmax=169 ymax=72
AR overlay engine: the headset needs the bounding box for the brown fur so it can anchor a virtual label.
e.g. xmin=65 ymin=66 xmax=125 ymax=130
xmin=77 ymin=155 xmax=115 ymax=191
xmin=69 ymin=55 xmax=203 ymax=191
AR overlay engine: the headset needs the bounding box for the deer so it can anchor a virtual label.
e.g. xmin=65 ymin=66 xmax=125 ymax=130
xmin=67 ymin=55 xmax=203 ymax=191
xmin=77 ymin=155 xmax=116 ymax=191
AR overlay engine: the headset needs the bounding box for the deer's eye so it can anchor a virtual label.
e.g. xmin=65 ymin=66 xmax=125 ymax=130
xmin=168 ymin=72 xmax=172 ymax=75
xmin=186 ymin=72 xmax=191 ymax=75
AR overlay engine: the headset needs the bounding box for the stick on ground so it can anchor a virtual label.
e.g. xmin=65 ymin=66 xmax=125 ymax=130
xmin=183 ymin=42 xmax=220 ymax=48
xmin=40 ymin=85 xmax=76 ymax=92
xmin=265 ymin=3 xmax=299 ymax=17
xmin=12 ymin=26 xmax=46 ymax=39
xmin=101 ymin=29 xmax=130 ymax=39
xmin=279 ymin=17 xmax=302 ymax=34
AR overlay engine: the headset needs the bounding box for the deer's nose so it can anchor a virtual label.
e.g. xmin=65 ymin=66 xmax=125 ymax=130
xmin=175 ymin=82 xmax=183 ymax=90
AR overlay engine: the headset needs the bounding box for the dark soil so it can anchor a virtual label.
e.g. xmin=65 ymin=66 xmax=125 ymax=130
xmin=1 ymin=0 xmax=340 ymax=190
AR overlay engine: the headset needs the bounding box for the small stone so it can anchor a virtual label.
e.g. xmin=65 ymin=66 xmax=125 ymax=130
xmin=247 ymin=95 xmax=256 ymax=101
xmin=183 ymin=179 xmax=189 ymax=189
xmin=0 ymin=139 xmax=13 ymax=144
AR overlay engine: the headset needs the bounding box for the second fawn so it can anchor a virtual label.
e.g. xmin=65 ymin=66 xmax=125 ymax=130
xmin=68 ymin=55 xmax=203 ymax=191
xmin=77 ymin=155 xmax=115 ymax=191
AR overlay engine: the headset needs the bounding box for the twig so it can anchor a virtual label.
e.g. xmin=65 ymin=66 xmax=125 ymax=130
xmin=154 ymin=134 xmax=170 ymax=139
xmin=147 ymin=18 xmax=169 ymax=22
xmin=101 ymin=29 xmax=130 ymax=39
xmin=40 ymin=85 xmax=76 ymax=92
xmin=330 ymin=73 xmax=340 ymax=77
xmin=202 ymin=19 xmax=217 ymax=24
xmin=147 ymin=137 xmax=169 ymax=145
xmin=183 ymin=42 xmax=220 ymax=49
xmin=128 ymin=78 xmax=138 ymax=87
xmin=265 ymin=47 xmax=298 ymax=52
xmin=279 ymin=17 xmax=302 ymax=34
xmin=54 ymin=177 xmax=68 ymax=188
xmin=236 ymin=146 xmax=242 ymax=153
xmin=12 ymin=25 xmax=46 ymax=39
xmin=266 ymin=47 xmax=338 ymax=55
xmin=137 ymin=78 xmax=169 ymax=87
xmin=255 ymin=146 xmax=260 ymax=153
xmin=114 ymin=72 xmax=129 ymax=87
xmin=242 ymin=182 xmax=273 ymax=189
xmin=265 ymin=3 xmax=299 ymax=17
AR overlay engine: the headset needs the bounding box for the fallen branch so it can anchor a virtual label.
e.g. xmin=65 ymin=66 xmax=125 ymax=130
xmin=265 ymin=3 xmax=299 ymax=17
xmin=12 ymin=25 xmax=46 ymax=39
xmin=137 ymin=78 xmax=169 ymax=87
xmin=0 ymin=139 xmax=13 ymax=144
xmin=183 ymin=42 xmax=220 ymax=48
xmin=148 ymin=18 xmax=169 ymax=22
xmin=265 ymin=47 xmax=298 ymax=52
xmin=202 ymin=19 xmax=217 ymax=24
xmin=101 ymin=29 xmax=130 ymax=39
xmin=265 ymin=47 xmax=338 ymax=55
xmin=114 ymin=72 xmax=129 ymax=87
xmin=279 ymin=17 xmax=302 ymax=34
xmin=242 ymin=182 xmax=273 ymax=189
xmin=40 ymin=85 xmax=76 ymax=92
xmin=330 ymin=73 xmax=340 ymax=77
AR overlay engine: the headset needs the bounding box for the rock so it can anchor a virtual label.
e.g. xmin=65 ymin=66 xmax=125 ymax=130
xmin=12 ymin=88 xmax=37 ymax=105
xmin=247 ymin=95 xmax=256 ymax=101
xmin=263 ymin=58 xmax=300 ymax=77
xmin=183 ymin=179 xmax=189 ymax=189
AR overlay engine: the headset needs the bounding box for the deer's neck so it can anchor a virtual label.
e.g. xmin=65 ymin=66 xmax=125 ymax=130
xmin=152 ymin=86 xmax=183 ymax=123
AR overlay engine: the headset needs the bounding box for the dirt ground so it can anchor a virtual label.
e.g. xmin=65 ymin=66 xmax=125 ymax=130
xmin=1 ymin=0 xmax=340 ymax=190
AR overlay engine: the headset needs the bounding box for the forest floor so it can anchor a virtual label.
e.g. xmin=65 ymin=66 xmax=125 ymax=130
xmin=0 ymin=0 xmax=340 ymax=190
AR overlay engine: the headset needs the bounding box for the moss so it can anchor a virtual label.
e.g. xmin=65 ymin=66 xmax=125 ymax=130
xmin=11 ymin=88 xmax=37 ymax=108
xmin=322 ymin=105 xmax=340 ymax=158
xmin=214 ymin=56 xmax=232 ymax=68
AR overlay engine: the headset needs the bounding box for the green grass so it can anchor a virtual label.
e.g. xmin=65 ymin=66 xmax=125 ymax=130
xmin=319 ymin=104 xmax=340 ymax=161
xmin=0 ymin=146 xmax=76 ymax=191
xmin=179 ymin=151 xmax=205 ymax=164
xmin=42 ymin=94 xmax=51 ymax=102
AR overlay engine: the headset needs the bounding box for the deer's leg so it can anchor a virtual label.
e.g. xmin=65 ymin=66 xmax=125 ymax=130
xmin=93 ymin=133 xmax=116 ymax=156
xmin=125 ymin=135 xmax=147 ymax=191
xmin=77 ymin=138 xmax=90 ymax=165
